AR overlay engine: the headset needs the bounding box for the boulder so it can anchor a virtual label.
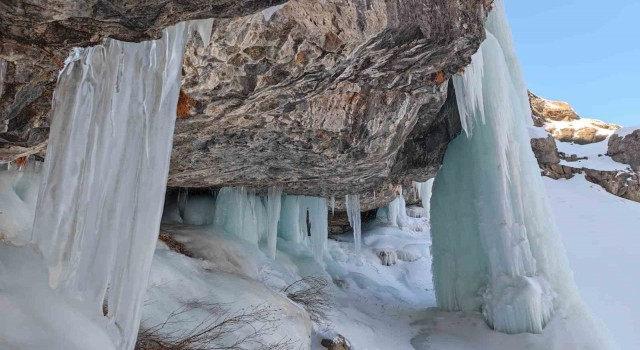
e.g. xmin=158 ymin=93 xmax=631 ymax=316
xmin=608 ymin=128 xmax=640 ymax=169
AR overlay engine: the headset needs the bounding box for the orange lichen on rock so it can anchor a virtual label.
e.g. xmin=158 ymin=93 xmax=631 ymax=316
xmin=177 ymin=89 xmax=195 ymax=119
xmin=15 ymin=156 xmax=28 ymax=169
xmin=434 ymin=71 xmax=446 ymax=84
xmin=456 ymin=67 xmax=466 ymax=75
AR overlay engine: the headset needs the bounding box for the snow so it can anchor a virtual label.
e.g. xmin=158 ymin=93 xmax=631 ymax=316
xmin=528 ymin=125 xmax=550 ymax=139
xmin=262 ymin=4 xmax=286 ymax=21
xmin=545 ymin=118 xmax=619 ymax=139
xmin=545 ymin=175 xmax=640 ymax=348
xmin=613 ymin=126 xmax=639 ymax=138
xmin=556 ymin=138 xmax=631 ymax=171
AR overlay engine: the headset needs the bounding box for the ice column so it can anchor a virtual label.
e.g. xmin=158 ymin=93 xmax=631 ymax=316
xmin=345 ymin=194 xmax=362 ymax=253
xmin=0 ymin=59 xmax=6 ymax=97
xmin=266 ymin=185 xmax=283 ymax=259
xmin=30 ymin=20 xmax=212 ymax=350
xmin=308 ymin=197 xmax=328 ymax=262
xmin=278 ymin=195 xmax=302 ymax=243
xmin=430 ymin=0 xmax=577 ymax=334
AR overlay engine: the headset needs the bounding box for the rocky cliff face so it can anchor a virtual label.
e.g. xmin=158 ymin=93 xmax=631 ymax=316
xmin=0 ymin=0 xmax=286 ymax=160
xmin=1 ymin=0 xmax=489 ymax=210
xmin=530 ymin=131 xmax=640 ymax=203
xmin=608 ymin=129 xmax=640 ymax=169
xmin=529 ymin=92 xmax=620 ymax=144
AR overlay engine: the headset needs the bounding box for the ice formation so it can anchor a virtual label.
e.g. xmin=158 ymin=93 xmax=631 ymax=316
xmin=0 ymin=58 xmax=6 ymax=97
xmin=412 ymin=179 xmax=434 ymax=222
xmin=26 ymin=19 xmax=212 ymax=350
xmin=345 ymin=194 xmax=362 ymax=253
xmin=266 ymin=186 xmax=283 ymax=259
xmin=430 ymin=0 xmax=589 ymax=335
xmin=299 ymin=196 xmax=329 ymax=262
xmin=380 ymin=188 xmax=409 ymax=228
xmin=208 ymin=188 xmax=329 ymax=262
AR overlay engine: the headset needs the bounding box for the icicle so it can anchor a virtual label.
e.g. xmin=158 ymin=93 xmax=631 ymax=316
xmin=30 ymin=21 xmax=192 ymax=350
xmin=213 ymin=187 xmax=266 ymax=245
xmin=177 ymin=187 xmax=189 ymax=219
xmin=373 ymin=190 xmax=376 ymax=207
xmin=278 ymin=195 xmax=301 ymax=243
xmin=307 ymin=197 xmax=328 ymax=262
xmin=0 ymin=58 xmax=6 ymax=97
xmin=190 ymin=19 xmax=214 ymax=47
xmin=345 ymin=195 xmax=362 ymax=253
xmin=266 ymin=185 xmax=283 ymax=259
xmin=430 ymin=0 xmax=590 ymax=335
xmin=412 ymin=179 xmax=435 ymax=223
xmin=331 ymin=195 xmax=335 ymax=216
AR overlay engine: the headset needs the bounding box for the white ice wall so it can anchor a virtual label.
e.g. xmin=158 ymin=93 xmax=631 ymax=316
xmin=430 ymin=0 xmax=612 ymax=341
xmin=29 ymin=20 xmax=212 ymax=350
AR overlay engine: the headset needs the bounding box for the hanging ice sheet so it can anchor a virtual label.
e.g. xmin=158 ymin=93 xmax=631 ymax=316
xmin=30 ymin=20 xmax=213 ymax=350
xmin=430 ymin=0 xmax=591 ymax=335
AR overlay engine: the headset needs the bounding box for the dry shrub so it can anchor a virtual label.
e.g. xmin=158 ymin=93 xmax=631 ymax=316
xmin=434 ymin=71 xmax=446 ymax=84
xmin=136 ymin=303 xmax=299 ymax=350
xmin=177 ymin=89 xmax=195 ymax=119
xmin=282 ymin=276 xmax=331 ymax=324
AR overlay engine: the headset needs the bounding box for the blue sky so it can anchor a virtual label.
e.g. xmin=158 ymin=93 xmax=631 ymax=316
xmin=505 ymin=0 xmax=640 ymax=126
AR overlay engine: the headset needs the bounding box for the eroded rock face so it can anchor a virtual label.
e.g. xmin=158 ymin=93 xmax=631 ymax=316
xmin=529 ymin=91 xmax=579 ymax=122
xmin=0 ymin=0 xmax=286 ymax=161
xmin=169 ymin=0 xmax=484 ymax=209
xmin=1 ymin=0 xmax=488 ymax=210
xmin=528 ymin=92 xmax=620 ymax=145
xmin=608 ymin=129 xmax=640 ymax=169
xmin=530 ymin=134 xmax=640 ymax=202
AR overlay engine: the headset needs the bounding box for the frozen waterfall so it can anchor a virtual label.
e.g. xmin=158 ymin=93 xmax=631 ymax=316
xmin=28 ymin=20 xmax=212 ymax=350
xmin=430 ymin=0 xmax=614 ymax=342
xmin=205 ymin=188 xmax=329 ymax=262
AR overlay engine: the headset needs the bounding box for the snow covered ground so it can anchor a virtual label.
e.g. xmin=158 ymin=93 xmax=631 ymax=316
xmin=150 ymin=176 xmax=637 ymax=350
xmin=545 ymin=175 xmax=640 ymax=349
xmin=556 ymin=138 xmax=631 ymax=171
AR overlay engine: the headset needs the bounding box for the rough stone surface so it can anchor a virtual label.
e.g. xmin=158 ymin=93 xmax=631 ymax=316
xmin=321 ymin=335 xmax=351 ymax=350
xmin=608 ymin=129 xmax=640 ymax=169
xmin=0 ymin=0 xmax=286 ymax=161
xmin=1 ymin=0 xmax=488 ymax=211
xmin=529 ymin=91 xmax=620 ymax=144
xmin=530 ymin=136 xmax=560 ymax=165
xmin=169 ymin=0 xmax=484 ymax=210
xmin=529 ymin=91 xmax=580 ymax=122
xmin=530 ymin=134 xmax=640 ymax=203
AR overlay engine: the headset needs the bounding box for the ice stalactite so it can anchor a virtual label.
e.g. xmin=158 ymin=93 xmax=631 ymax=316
xmin=210 ymin=188 xmax=328 ymax=262
xmin=430 ymin=0 xmax=598 ymax=336
xmin=412 ymin=179 xmax=434 ymax=222
xmin=345 ymin=195 xmax=362 ymax=253
xmin=307 ymin=197 xmax=329 ymax=262
xmin=213 ymin=187 xmax=267 ymax=245
xmin=0 ymin=58 xmax=6 ymax=97
xmin=278 ymin=195 xmax=302 ymax=243
xmin=29 ymin=19 xmax=213 ymax=350
xmin=266 ymin=186 xmax=283 ymax=259
xmin=380 ymin=189 xmax=409 ymax=228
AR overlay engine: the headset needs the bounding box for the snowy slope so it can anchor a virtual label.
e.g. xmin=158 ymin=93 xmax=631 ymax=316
xmin=544 ymin=175 xmax=640 ymax=348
